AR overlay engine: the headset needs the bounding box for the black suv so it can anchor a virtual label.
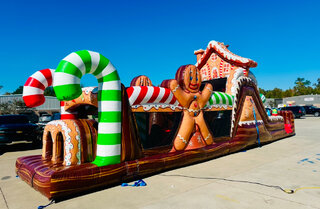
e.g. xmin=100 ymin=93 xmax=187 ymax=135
xmin=0 ymin=115 xmax=40 ymax=145
xmin=302 ymin=105 xmax=320 ymax=117
xmin=279 ymin=106 xmax=306 ymax=118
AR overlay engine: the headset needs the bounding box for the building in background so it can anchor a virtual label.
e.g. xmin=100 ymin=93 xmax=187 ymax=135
xmin=283 ymin=95 xmax=320 ymax=107
xmin=265 ymin=98 xmax=283 ymax=108
xmin=0 ymin=94 xmax=60 ymax=115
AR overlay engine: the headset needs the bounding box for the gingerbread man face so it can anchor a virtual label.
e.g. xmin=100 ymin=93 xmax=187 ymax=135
xmin=130 ymin=75 xmax=152 ymax=86
xmin=176 ymin=65 xmax=201 ymax=93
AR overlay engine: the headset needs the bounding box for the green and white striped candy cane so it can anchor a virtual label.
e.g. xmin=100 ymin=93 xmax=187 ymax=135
xmin=53 ymin=50 xmax=122 ymax=167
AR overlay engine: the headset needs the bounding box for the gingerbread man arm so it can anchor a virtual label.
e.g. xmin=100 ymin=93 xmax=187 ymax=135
xmin=199 ymin=83 xmax=213 ymax=108
xmin=169 ymin=79 xmax=192 ymax=107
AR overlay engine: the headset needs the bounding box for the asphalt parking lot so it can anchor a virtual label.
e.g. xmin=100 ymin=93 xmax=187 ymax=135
xmin=1 ymin=116 xmax=320 ymax=209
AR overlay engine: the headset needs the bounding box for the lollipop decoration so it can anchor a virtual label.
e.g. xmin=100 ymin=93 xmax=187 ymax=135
xmin=53 ymin=50 xmax=122 ymax=167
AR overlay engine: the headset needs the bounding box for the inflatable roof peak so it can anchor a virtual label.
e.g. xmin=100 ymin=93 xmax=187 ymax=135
xmin=195 ymin=40 xmax=258 ymax=69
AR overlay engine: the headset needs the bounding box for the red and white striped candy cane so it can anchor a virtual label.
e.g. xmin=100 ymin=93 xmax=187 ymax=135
xmin=126 ymin=86 xmax=179 ymax=106
xmin=23 ymin=69 xmax=77 ymax=119
xmin=23 ymin=68 xmax=54 ymax=107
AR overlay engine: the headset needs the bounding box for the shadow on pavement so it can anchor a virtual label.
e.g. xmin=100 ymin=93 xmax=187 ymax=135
xmin=0 ymin=142 xmax=42 ymax=156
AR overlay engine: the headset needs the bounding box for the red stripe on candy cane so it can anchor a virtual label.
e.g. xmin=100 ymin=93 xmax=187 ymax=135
xmin=40 ymin=69 xmax=53 ymax=86
xmin=23 ymin=95 xmax=45 ymax=107
xmin=126 ymin=86 xmax=134 ymax=99
xmin=159 ymin=88 xmax=170 ymax=103
xmin=147 ymin=86 xmax=160 ymax=103
xmin=133 ymin=86 xmax=148 ymax=105
xmin=24 ymin=77 xmax=46 ymax=90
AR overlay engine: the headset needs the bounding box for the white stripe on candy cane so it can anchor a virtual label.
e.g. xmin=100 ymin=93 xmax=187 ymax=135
xmin=95 ymin=62 xmax=116 ymax=80
xmin=128 ymin=86 xmax=141 ymax=105
xmin=99 ymin=81 xmax=121 ymax=90
xmin=164 ymin=91 xmax=173 ymax=104
xmin=88 ymin=51 xmax=100 ymax=74
xmin=23 ymin=86 xmax=44 ymax=96
xmin=31 ymin=71 xmax=48 ymax=87
xmin=98 ymin=122 xmax=122 ymax=134
xmin=53 ymin=72 xmax=81 ymax=86
xmin=153 ymin=87 xmax=165 ymax=103
xmin=63 ymin=52 xmax=86 ymax=76
xmin=99 ymin=101 xmax=122 ymax=112
xmin=141 ymin=87 xmax=154 ymax=104
xmin=96 ymin=144 xmax=121 ymax=157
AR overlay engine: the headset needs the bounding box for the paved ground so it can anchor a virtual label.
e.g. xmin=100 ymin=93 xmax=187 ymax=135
xmin=0 ymin=116 xmax=320 ymax=209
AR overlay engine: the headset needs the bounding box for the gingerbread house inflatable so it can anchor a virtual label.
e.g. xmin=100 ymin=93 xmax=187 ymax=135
xmin=16 ymin=40 xmax=295 ymax=199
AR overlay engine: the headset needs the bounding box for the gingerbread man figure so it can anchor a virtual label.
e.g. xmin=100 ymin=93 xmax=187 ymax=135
xmin=169 ymin=65 xmax=214 ymax=151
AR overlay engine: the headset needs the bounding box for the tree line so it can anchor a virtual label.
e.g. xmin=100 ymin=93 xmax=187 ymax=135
xmin=259 ymin=77 xmax=320 ymax=99
xmin=2 ymin=86 xmax=56 ymax=96
xmin=1 ymin=77 xmax=320 ymax=99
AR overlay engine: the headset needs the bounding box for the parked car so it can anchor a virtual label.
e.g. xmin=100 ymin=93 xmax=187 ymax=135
xmin=37 ymin=114 xmax=52 ymax=129
xmin=279 ymin=106 xmax=306 ymax=118
xmin=0 ymin=115 xmax=40 ymax=145
xmin=302 ymin=105 xmax=320 ymax=117
xmin=37 ymin=113 xmax=61 ymax=130
xmin=19 ymin=111 xmax=39 ymax=123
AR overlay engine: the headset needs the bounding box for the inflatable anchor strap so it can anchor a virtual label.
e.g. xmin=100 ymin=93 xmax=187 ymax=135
xmin=250 ymin=99 xmax=261 ymax=147
xmin=252 ymin=106 xmax=261 ymax=147
xmin=38 ymin=199 xmax=55 ymax=209
xmin=121 ymin=179 xmax=147 ymax=187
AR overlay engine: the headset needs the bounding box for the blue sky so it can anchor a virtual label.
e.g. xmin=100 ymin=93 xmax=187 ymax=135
xmin=0 ymin=0 xmax=319 ymax=94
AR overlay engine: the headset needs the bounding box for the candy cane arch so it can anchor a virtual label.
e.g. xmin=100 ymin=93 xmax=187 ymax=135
xmin=53 ymin=50 xmax=121 ymax=167
xmin=22 ymin=68 xmax=77 ymax=119
xmin=23 ymin=68 xmax=55 ymax=107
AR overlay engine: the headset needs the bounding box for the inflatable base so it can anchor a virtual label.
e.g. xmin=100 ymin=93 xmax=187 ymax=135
xmin=16 ymin=120 xmax=294 ymax=199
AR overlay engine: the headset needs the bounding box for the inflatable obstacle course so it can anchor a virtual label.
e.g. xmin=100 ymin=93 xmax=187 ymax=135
xmin=16 ymin=40 xmax=295 ymax=199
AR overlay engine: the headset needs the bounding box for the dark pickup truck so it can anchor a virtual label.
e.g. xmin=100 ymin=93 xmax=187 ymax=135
xmin=279 ymin=106 xmax=306 ymax=118
xmin=0 ymin=115 xmax=40 ymax=145
xmin=302 ymin=105 xmax=320 ymax=117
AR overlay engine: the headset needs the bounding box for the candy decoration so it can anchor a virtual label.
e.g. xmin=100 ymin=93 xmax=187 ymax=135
xmin=127 ymin=86 xmax=233 ymax=108
xmin=23 ymin=68 xmax=77 ymax=119
xmin=60 ymin=101 xmax=77 ymax=119
xmin=126 ymin=86 xmax=179 ymax=106
xmin=205 ymin=92 xmax=234 ymax=107
xmin=260 ymin=93 xmax=266 ymax=103
xmin=272 ymin=109 xmax=278 ymax=116
xmin=219 ymin=60 xmax=224 ymax=78
xmin=53 ymin=50 xmax=122 ymax=167
xmin=23 ymin=68 xmax=55 ymax=107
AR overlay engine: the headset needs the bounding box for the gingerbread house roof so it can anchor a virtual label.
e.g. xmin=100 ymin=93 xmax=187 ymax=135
xmin=194 ymin=40 xmax=257 ymax=69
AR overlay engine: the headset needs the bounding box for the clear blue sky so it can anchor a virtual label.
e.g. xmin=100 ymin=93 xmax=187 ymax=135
xmin=0 ymin=0 xmax=319 ymax=94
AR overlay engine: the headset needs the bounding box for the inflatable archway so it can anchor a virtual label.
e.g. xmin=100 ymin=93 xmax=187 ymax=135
xmin=53 ymin=50 xmax=122 ymax=166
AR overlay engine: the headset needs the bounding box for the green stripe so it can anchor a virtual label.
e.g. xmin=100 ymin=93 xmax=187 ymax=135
xmin=97 ymin=71 xmax=120 ymax=83
xmin=217 ymin=92 xmax=226 ymax=104
xmin=54 ymin=84 xmax=81 ymax=101
xmin=56 ymin=60 xmax=83 ymax=78
xmin=92 ymin=54 xmax=109 ymax=76
xmin=97 ymin=133 xmax=121 ymax=145
xmin=225 ymin=93 xmax=233 ymax=106
xmin=93 ymin=155 xmax=120 ymax=167
xmin=98 ymin=90 xmax=121 ymax=101
xmin=213 ymin=93 xmax=220 ymax=104
xmin=98 ymin=112 xmax=121 ymax=123
xmin=75 ymin=50 xmax=92 ymax=73
xmin=209 ymin=97 xmax=213 ymax=105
